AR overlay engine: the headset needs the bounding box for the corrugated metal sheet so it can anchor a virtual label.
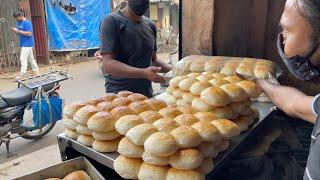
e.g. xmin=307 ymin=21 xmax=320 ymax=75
xmin=29 ymin=0 xmax=48 ymax=64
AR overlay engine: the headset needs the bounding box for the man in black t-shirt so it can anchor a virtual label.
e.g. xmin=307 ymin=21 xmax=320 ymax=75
xmin=99 ymin=0 xmax=172 ymax=97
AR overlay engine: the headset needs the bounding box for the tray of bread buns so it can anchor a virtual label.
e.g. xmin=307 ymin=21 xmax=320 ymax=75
xmin=14 ymin=156 xmax=104 ymax=180
xmin=58 ymin=80 xmax=275 ymax=180
xmin=173 ymin=55 xmax=281 ymax=103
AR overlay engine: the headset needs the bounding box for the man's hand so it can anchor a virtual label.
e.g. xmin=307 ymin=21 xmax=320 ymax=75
xmin=143 ymin=66 xmax=165 ymax=83
xmin=10 ymin=27 xmax=19 ymax=34
xmin=94 ymin=50 xmax=102 ymax=60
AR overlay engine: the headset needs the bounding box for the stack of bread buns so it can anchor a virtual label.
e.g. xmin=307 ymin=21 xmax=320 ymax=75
xmin=62 ymin=91 xmax=168 ymax=153
xmin=166 ymin=73 xmax=260 ymax=133
xmin=45 ymin=170 xmax=91 ymax=180
xmin=113 ymin=103 xmax=245 ymax=180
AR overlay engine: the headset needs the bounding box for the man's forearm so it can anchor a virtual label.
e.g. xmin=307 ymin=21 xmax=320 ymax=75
xmin=103 ymin=58 xmax=145 ymax=78
xmin=259 ymin=80 xmax=316 ymax=123
xmin=18 ymin=30 xmax=32 ymax=36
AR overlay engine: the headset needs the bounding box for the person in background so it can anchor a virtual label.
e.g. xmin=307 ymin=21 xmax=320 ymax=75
xmin=258 ymin=0 xmax=320 ymax=179
xmin=99 ymin=0 xmax=172 ymax=97
xmin=10 ymin=10 xmax=39 ymax=80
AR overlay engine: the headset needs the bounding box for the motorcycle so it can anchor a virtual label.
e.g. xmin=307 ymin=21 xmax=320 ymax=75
xmin=0 ymin=70 xmax=70 ymax=157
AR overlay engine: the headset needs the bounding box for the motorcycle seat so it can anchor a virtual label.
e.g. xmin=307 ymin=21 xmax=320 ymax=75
xmin=0 ymin=98 xmax=8 ymax=109
xmin=0 ymin=86 xmax=33 ymax=106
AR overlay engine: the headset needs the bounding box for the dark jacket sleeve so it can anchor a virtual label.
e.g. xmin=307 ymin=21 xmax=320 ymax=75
xmin=99 ymin=15 xmax=120 ymax=54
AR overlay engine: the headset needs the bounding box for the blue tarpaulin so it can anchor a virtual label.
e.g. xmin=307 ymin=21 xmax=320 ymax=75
xmin=45 ymin=0 xmax=110 ymax=51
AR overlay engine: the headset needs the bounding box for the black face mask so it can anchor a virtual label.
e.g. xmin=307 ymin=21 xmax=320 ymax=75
xmin=277 ymin=34 xmax=320 ymax=81
xmin=128 ymin=0 xmax=149 ymax=16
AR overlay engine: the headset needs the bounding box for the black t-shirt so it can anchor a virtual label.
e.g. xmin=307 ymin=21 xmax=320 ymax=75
xmin=99 ymin=11 xmax=157 ymax=98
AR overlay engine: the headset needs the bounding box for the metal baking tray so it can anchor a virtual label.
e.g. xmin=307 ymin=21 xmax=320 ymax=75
xmin=57 ymin=93 xmax=275 ymax=179
xmin=13 ymin=156 xmax=105 ymax=180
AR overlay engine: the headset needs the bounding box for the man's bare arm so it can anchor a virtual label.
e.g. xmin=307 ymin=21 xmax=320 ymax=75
xmin=258 ymin=80 xmax=316 ymax=123
xmin=102 ymin=53 xmax=165 ymax=83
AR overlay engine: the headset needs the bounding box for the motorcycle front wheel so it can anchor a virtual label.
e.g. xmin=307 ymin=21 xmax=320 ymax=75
xmin=21 ymin=122 xmax=56 ymax=140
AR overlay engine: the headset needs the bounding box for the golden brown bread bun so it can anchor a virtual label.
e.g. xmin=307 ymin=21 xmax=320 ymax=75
xmin=223 ymin=76 xmax=243 ymax=83
xmin=201 ymin=87 xmax=231 ymax=107
xmin=142 ymin=151 xmax=170 ymax=166
xmin=178 ymin=107 xmax=199 ymax=115
xmin=153 ymin=118 xmax=179 ymax=132
xmin=87 ymin=111 xmax=116 ymax=132
xmin=101 ymin=93 xmax=118 ymax=101
xmin=176 ymin=99 xmax=190 ymax=108
xmin=166 ymin=168 xmax=204 ymax=180
xmin=170 ymin=126 xmax=202 ymax=148
xmin=45 ymin=178 xmax=61 ymax=180
xmin=115 ymin=115 xmax=144 ymax=135
xmin=92 ymin=131 xmax=121 ymax=141
xmin=128 ymin=101 xmax=151 ymax=114
xmin=190 ymin=61 xmax=205 ymax=72
xmin=210 ymin=106 xmax=233 ymax=119
xmin=76 ymin=125 xmax=92 ymax=135
xmin=63 ymin=102 xmax=87 ymax=118
xmin=196 ymin=74 xmax=213 ymax=82
xmin=239 ymin=106 xmax=255 ymax=116
xmin=110 ymin=106 xmax=136 ymax=120
xmin=175 ymin=114 xmax=199 ymax=126
xmin=117 ymin=91 xmax=134 ymax=97
xmin=77 ymin=135 xmax=94 ymax=147
xmin=86 ymin=97 xmax=104 ymax=106
xmin=178 ymin=78 xmax=198 ymax=91
xmin=73 ymin=105 xmax=98 ymax=125
xmin=145 ymin=99 xmax=167 ymax=111
xmin=139 ymin=111 xmax=163 ymax=123
xmin=166 ymin=95 xmax=178 ymax=106
xmin=194 ymin=112 xmax=217 ymax=123
xmin=220 ymin=61 xmax=239 ymax=76
xmin=204 ymin=60 xmax=225 ymax=72
xmin=159 ymin=107 xmax=183 ymax=119
xmin=254 ymin=66 xmax=272 ymax=79
xmin=192 ymin=122 xmax=222 ymax=142
xmin=118 ymin=137 xmax=144 ymax=158
xmin=138 ymin=163 xmax=169 ymax=180
xmin=212 ymin=73 xmax=227 ymax=79
xmin=211 ymin=119 xmax=240 ymax=139
xmin=92 ymin=138 xmax=121 ymax=153
xmin=236 ymin=81 xmax=261 ymax=98
xmin=166 ymin=86 xmax=176 ymax=95
xmin=62 ymin=118 xmax=78 ymax=130
xmin=127 ymin=93 xmax=148 ymax=102
xmin=144 ymin=132 xmax=179 ymax=157
xmin=236 ymin=114 xmax=257 ymax=128
xmin=63 ymin=170 xmax=91 ymax=180
xmin=172 ymin=89 xmax=185 ymax=99
xmin=190 ymin=81 xmax=212 ymax=96
xmin=201 ymin=72 xmax=213 ymax=76
xmin=217 ymin=139 xmax=230 ymax=152
xmin=187 ymin=73 xmax=201 ymax=79
xmin=112 ymin=97 xmax=132 ymax=107
xmin=170 ymin=76 xmax=187 ymax=88
xmin=114 ymin=155 xmax=142 ymax=179
xmin=233 ymin=117 xmax=249 ymax=132
xmin=192 ymin=98 xmax=212 ymax=112
xmin=182 ymin=92 xmax=198 ymax=104
xmin=199 ymin=158 xmax=214 ymax=175
xmin=208 ymin=79 xmax=230 ymax=87
xmin=96 ymin=101 xmax=115 ymax=112
xmin=220 ymin=84 xmax=249 ymax=103
xmin=126 ymin=123 xmax=158 ymax=146
xmin=236 ymin=65 xmax=255 ymax=78
xmin=169 ymin=149 xmax=203 ymax=170
xmin=197 ymin=142 xmax=219 ymax=158
xmin=64 ymin=128 xmax=79 ymax=140
xmin=229 ymin=100 xmax=251 ymax=114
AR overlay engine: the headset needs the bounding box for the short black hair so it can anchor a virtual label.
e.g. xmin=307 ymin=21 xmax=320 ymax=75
xmin=12 ymin=11 xmax=23 ymax=18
